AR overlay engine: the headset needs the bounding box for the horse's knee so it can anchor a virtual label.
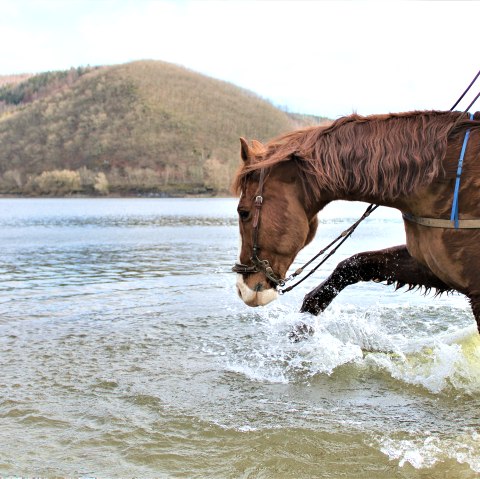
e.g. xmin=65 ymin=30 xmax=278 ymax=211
xmin=333 ymin=253 xmax=366 ymax=282
xmin=331 ymin=255 xmax=357 ymax=276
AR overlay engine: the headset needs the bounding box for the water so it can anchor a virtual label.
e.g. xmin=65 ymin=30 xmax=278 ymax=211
xmin=0 ymin=198 xmax=479 ymax=478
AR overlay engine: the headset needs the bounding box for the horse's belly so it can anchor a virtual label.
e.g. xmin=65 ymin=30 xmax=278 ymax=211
xmin=405 ymin=224 xmax=480 ymax=295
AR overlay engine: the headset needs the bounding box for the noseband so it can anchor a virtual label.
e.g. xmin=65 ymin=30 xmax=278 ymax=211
xmin=232 ymin=169 xmax=286 ymax=287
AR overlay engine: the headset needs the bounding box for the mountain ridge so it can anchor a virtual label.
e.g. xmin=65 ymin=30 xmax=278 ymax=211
xmin=0 ymin=60 xmax=328 ymax=196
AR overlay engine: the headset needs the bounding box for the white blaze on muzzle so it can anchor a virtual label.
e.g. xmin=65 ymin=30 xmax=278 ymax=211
xmin=235 ymin=274 xmax=279 ymax=306
xmin=236 ymin=234 xmax=278 ymax=306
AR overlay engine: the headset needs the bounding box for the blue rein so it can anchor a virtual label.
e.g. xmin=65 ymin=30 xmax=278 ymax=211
xmin=450 ymin=113 xmax=474 ymax=229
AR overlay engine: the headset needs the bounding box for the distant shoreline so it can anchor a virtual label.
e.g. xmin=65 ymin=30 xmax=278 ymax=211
xmin=0 ymin=191 xmax=234 ymax=199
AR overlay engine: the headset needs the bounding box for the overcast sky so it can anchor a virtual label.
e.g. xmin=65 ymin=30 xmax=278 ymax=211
xmin=1 ymin=0 xmax=479 ymax=118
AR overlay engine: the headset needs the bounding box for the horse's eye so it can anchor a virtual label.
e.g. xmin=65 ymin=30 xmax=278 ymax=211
xmin=238 ymin=209 xmax=250 ymax=221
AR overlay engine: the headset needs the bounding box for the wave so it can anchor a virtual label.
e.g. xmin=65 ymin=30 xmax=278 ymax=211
xmin=376 ymin=431 xmax=480 ymax=472
xmin=224 ymin=301 xmax=480 ymax=395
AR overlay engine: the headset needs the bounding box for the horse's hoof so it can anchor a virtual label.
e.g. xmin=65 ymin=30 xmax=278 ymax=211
xmin=288 ymin=322 xmax=315 ymax=343
xmin=300 ymin=298 xmax=326 ymax=315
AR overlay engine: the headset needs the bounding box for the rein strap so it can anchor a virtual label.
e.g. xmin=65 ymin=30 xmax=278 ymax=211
xmin=279 ymin=204 xmax=379 ymax=294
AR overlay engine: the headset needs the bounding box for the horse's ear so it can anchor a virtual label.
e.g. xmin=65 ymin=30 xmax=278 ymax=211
xmin=251 ymin=139 xmax=263 ymax=150
xmin=240 ymin=137 xmax=250 ymax=163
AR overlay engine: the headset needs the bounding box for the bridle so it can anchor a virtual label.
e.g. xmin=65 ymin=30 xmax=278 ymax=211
xmin=232 ymin=167 xmax=377 ymax=294
xmin=232 ymin=169 xmax=286 ymax=287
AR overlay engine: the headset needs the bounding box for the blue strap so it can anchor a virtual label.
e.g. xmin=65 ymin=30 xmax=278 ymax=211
xmin=450 ymin=113 xmax=474 ymax=229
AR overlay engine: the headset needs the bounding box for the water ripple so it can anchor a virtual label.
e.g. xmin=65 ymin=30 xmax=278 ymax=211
xmin=0 ymin=198 xmax=479 ymax=478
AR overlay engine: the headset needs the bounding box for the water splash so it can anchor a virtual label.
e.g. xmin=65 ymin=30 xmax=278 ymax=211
xmin=377 ymin=431 xmax=480 ymax=472
xmin=224 ymin=304 xmax=366 ymax=382
xmin=224 ymin=301 xmax=480 ymax=394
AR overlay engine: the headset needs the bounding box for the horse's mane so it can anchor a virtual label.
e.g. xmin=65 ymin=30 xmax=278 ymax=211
xmin=233 ymin=110 xmax=480 ymax=203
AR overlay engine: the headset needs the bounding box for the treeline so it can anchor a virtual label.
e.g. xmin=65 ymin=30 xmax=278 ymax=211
xmin=0 ymin=168 xmax=107 ymax=196
xmin=0 ymin=67 xmax=98 ymax=115
xmin=0 ymin=162 xmax=230 ymax=196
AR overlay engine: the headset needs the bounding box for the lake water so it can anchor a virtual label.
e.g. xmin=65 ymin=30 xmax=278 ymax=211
xmin=0 ymin=198 xmax=479 ymax=478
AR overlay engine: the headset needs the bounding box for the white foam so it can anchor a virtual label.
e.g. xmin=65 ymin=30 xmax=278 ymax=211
xmin=378 ymin=432 xmax=480 ymax=472
xmin=223 ymin=301 xmax=480 ymax=393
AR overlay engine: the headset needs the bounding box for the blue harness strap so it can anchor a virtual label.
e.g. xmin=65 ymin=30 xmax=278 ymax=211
xmin=450 ymin=113 xmax=474 ymax=229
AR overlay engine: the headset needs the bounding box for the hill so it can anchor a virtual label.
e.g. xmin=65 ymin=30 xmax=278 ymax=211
xmin=0 ymin=60 xmax=328 ymax=196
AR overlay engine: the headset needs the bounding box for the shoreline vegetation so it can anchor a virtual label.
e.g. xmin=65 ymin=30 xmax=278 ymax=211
xmin=0 ymin=166 xmax=223 ymax=198
xmin=0 ymin=60 xmax=328 ymax=198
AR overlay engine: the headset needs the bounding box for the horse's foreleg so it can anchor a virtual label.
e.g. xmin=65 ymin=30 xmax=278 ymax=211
xmin=300 ymin=245 xmax=452 ymax=315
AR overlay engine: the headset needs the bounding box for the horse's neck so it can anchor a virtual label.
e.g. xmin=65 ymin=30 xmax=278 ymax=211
xmin=312 ymin=186 xmax=407 ymax=212
xmin=312 ymin=167 xmax=459 ymax=219
xmin=307 ymin=128 xmax=461 ymax=214
xmin=302 ymin=113 xmax=468 ymax=214
xmin=320 ymin=197 xmax=405 ymax=217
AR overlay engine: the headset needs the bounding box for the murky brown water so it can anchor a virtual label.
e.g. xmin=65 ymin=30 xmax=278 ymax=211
xmin=0 ymin=198 xmax=479 ymax=478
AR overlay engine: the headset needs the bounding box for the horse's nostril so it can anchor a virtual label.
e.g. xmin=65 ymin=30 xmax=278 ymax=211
xmin=236 ymin=286 xmax=243 ymax=299
xmin=254 ymin=282 xmax=264 ymax=292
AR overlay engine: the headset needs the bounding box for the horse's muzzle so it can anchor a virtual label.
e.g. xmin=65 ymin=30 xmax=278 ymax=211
xmin=235 ymin=273 xmax=278 ymax=307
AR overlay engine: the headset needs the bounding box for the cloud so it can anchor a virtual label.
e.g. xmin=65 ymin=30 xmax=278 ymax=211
xmin=1 ymin=0 xmax=479 ymax=117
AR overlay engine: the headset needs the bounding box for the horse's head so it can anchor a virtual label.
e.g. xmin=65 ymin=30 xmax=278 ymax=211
xmin=233 ymin=138 xmax=319 ymax=307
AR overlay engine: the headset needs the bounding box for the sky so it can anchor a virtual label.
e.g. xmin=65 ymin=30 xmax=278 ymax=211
xmin=1 ymin=0 xmax=479 ymax=118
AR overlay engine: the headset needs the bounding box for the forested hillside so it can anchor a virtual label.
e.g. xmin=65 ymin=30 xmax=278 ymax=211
xmin=0 ymin=60 xmax=328 ymax=196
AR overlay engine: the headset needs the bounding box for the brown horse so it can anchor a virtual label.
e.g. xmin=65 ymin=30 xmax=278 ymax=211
xmin=233 ymin=111 xmax=480 ymax=332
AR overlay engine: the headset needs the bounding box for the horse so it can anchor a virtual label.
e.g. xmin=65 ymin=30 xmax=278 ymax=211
xmin=232 ymin=110 xmax=480 ymax=332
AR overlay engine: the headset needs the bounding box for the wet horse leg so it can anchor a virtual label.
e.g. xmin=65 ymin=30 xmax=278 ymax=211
xmin=300 ymin=245 xmax=452 ymax=315
xmin=469 ymin=296 xmax=480 ymax=333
